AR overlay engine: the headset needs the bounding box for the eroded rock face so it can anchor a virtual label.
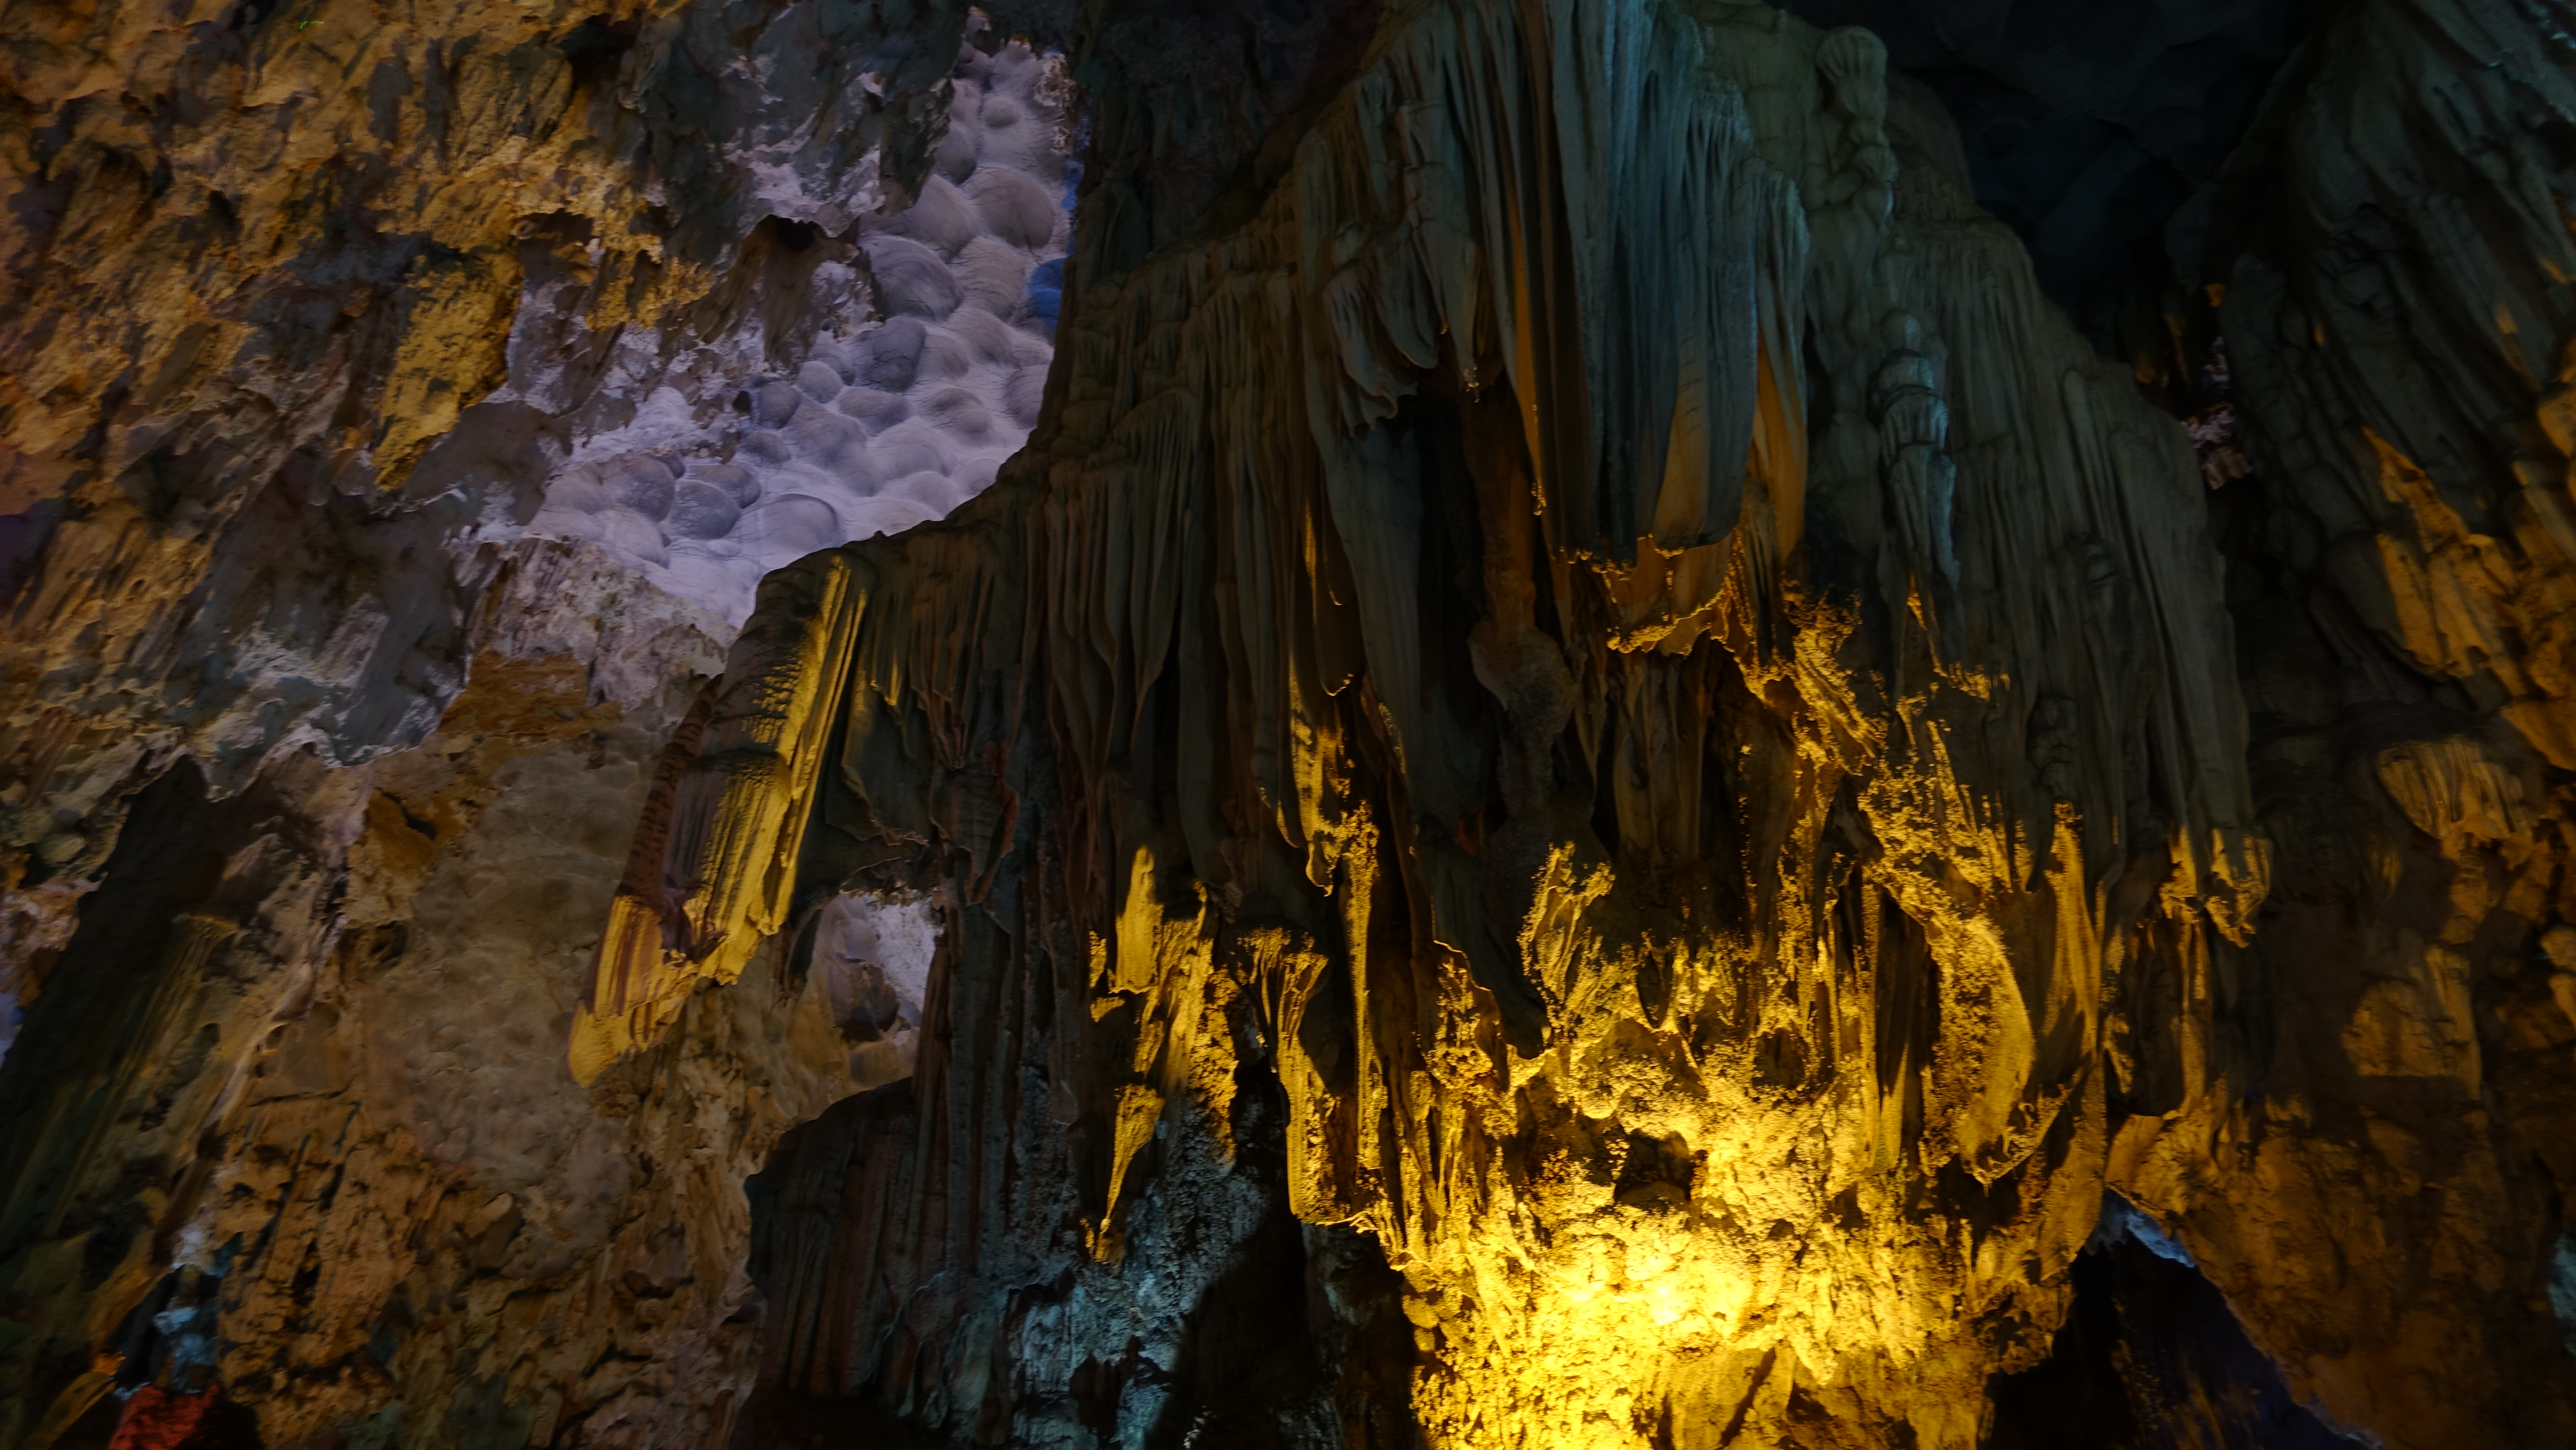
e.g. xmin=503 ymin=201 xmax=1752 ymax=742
xmin=592 ymin=0 xmax=2576 ymax=1446
xmin=0 ymin=1 xmax=1074 ymax=1444
xmin=0 ymin=534 xmax=881 ymax=1448
xmin=5 ymin=0 xmax=2576 ymax=1447
xmin=1778 ymin=0 xmax=2318 ymax=318
xmin=2109 ymin=0 xmax=2576 ymax=1441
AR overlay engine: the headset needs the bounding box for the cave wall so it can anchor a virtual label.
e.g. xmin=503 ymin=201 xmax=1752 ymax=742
xmin=1774 ymin=0 xmax=2326 ymax=324
xmin=1 ymin=0 xmax=2573 ymax=1447
xmin=0 ymin=0 xmax=1021 ymax=1442
xmin=2117 ymin=0 xmax=2576 ymax=1435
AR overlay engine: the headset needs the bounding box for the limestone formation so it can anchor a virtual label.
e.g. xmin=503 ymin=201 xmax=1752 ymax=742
xmin=2 ymin=0 xmax=2574 ymax=1447
xmin=0 ymin=4 xmax=1061 ymax=1443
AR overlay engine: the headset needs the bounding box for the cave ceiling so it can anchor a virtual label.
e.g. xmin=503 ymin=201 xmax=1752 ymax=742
xmin=0 ymin=1 xmax=2571 ymax=1449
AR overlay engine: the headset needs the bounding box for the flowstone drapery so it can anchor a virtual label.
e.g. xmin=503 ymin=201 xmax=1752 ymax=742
xmin=587 ymin=3 xmax=2274 ymax=1442
xmin=6 ymin=0 xmax=2574 ymax=1445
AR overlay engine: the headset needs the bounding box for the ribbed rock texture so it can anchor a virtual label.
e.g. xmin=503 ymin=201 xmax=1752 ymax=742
xmin=3 ymin=0 xmax=2574 ymax=1448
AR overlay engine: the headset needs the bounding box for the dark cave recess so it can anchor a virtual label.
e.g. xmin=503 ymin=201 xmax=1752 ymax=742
xmin=1781 ymin=0 xmax=2334 ymax=331
xmin=1986 ymin=1200 xmax=2369 ymax=1450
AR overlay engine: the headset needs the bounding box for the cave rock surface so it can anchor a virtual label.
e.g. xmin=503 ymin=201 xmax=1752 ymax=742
xmin=1 ymin=0 xmax=2574 ymax=1449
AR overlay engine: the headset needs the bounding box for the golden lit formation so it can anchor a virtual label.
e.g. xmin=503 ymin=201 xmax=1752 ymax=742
xmin=3 ymin=0 xmax=2571 ymax=1445
xmin=584 ymin=4 xmax=2283 ymax=1442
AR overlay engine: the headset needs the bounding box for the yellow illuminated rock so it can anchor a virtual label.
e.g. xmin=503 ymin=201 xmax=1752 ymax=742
xmin=589 ymin=2 xmax=2280 ymax=1442
xmin=3 ymin=0 xmax=2574 ymax=1445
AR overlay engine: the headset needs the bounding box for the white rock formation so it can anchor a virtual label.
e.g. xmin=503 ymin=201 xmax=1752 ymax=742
xmin=520 ymin=40 xmax=1077 ymax=625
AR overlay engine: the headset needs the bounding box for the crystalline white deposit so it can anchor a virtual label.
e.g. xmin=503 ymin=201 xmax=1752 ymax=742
xmin=808 ymin=890 xmax=940 ymax=1091
xmin=522 ymin=38 xmax=1075 ymax=625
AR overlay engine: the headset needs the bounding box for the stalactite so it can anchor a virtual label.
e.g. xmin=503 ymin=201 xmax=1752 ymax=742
xmin=594 ymin=2 xmax=2278 ymax=1442
xmin=4 ymin=0 xmax=2573 ymax=1445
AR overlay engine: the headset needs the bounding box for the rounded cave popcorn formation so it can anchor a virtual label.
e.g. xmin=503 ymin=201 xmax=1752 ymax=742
xmin=9 ymin=0 xmax=2576 ymax=1446
xmin=527 ymin=41 xmax=1074 ymax=623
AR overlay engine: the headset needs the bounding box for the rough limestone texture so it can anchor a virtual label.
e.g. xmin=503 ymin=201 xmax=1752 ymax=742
xmin=0 ymin=1 xmax=1067 ymax=1446
xmin=5 ymin=0 xmax=2576 ymax=1448
xmin=2114 ymin=0 xmax=2576 ymax=1441
xmin=594 ymin=0 xmax=2576 ymax=1446
xmin=0 ymin=534 xmax=877 ymax=1450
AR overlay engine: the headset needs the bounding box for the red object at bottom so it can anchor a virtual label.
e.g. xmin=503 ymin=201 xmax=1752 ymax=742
xmin=107 ymin=1385 xmax=263 ymax=1450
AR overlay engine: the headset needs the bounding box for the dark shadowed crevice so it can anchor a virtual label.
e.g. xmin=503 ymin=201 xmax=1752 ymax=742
xmin=0 ymin=757 xmax=298 ymax=1449
xmin=1137 ymin=1062 xmax=1422 ymax=1450
xmin=1987 ymin=1199 xmax=2370 ymax=1450
xmin=1779 ymin=0 xmax=2336 ymax=343
xmin=733 ymin=1025 xmax=1425 ymax=1448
